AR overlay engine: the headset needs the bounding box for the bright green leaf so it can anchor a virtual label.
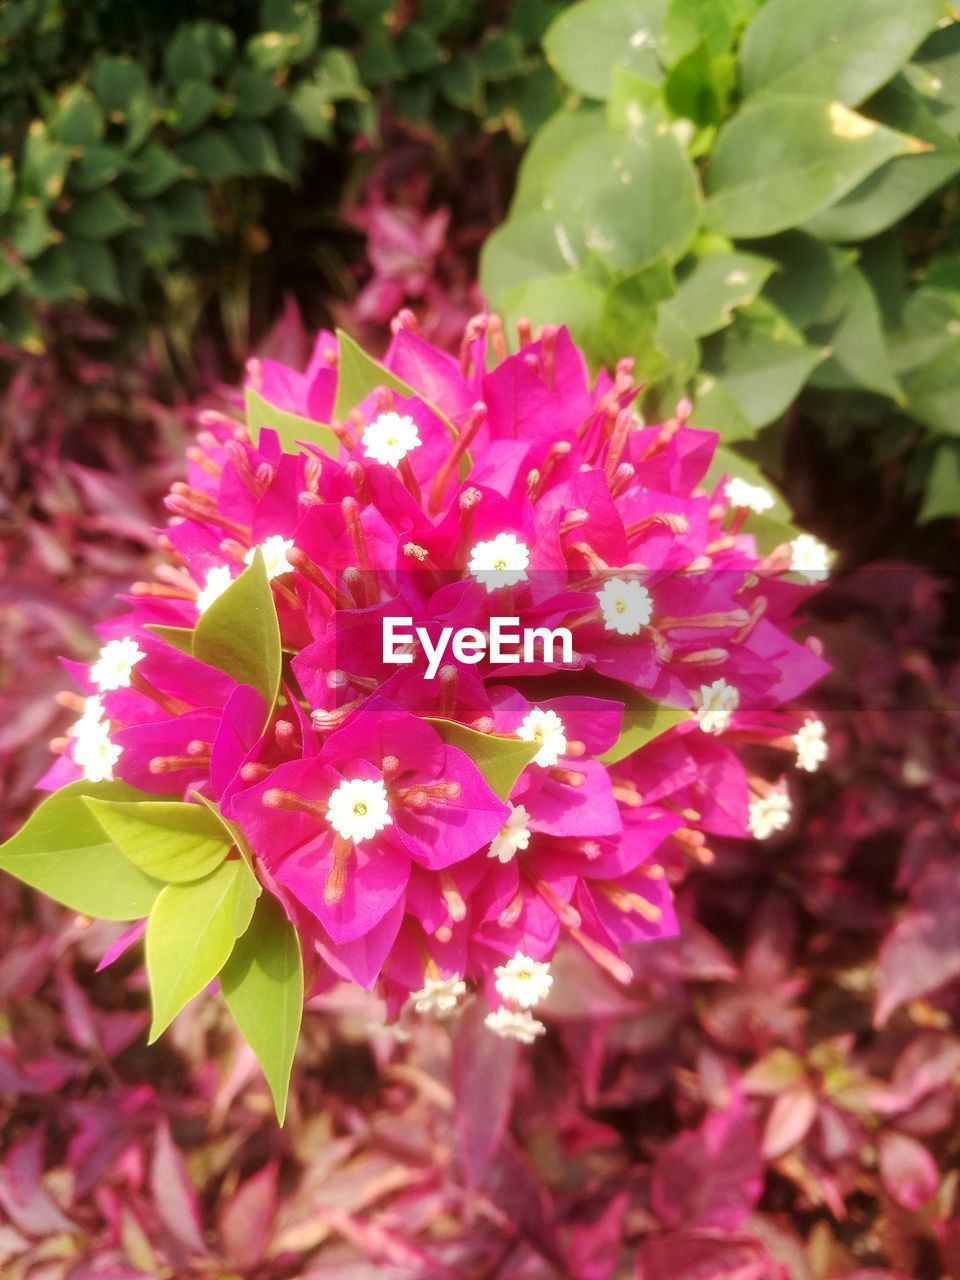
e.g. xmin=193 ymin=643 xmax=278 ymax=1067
xmin=333 ymin=329 xmax=451 ymax=430
xmin=146 ymin=858 xmax=260 ymax=1040
xmin=193 ymin=548 xmax=281 ymax=715
xmin=739 ymin=0 xmax=945 ymax=107
xmin=221 ymin=894 xmax=303 ymax=1123
xmin=0 ymin=781 xmax=164 ymax=920
xmin=425 ymin=719 xmax=539 ymax=800
xmin=919 ymin=440 xmax=960 ymax=521
xmin=510 ymin=105 xmax=607 ymax=215
xmin=671 ymin=250 xmax=775 ymax=337
xmin=245 ymin=387 xmax=339 ymax=457
xmin=599 ymin=690 xmax=691 ymax=764
xmin=659 ymin=0 xmax=739 ymax=65
xmin=705 ymin=96 xmax=923 ymax=238
xmin=145 ymin=624 xmax=196 ymax=655
xmin=83 ymin=798 xmax=232 ymax=883
xmin=807 ymin=264 xmax=902 ymax=400
xmin=543 ymin=0 xmax=667 ymax=100
xmin=480 ymin=209 xmax=586 ymax=305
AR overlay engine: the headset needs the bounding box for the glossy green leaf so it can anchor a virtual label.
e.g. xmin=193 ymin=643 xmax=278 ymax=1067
xmin=500 ymin=271 xmax=607 ymax=366
xmin=807 ymin=264 xmax=901 ymax=400
xmin=221 ymin=894 xmax=303 ymax=1123
xmin=146 ymin=858 xmax=260 ymax=1041
xmin=659 ymin=0 xmax=740 ymax=65
xmin=480 ymin=209 xmax=586 ymax=305
xmin=543 ymin=0 xmax=667 ymax=100
xmin=910 ymin=21 xmax=960 ymax=133
xmin=510 ymin=105 xmax=607 ymax=215
xmin=585 ymin=117 xmax=702 ymax=272
xmin=599 ymin=690 xmax=691 ymax=765
xmin=0 ymin=781 xmax=163 ymax=920
xmin=193 ymin=548 xmax=281 ymax=714
xmin=739 ymin=0 xmax=945 ymax=107
xmin=245 ymin=387 xmax=339 ymax=457
xmin=83 ymin=799 xmax=232 ymax=883
xmin=333 ymin=328 xmax=421 ymax=419
xmin=145 ymin=623 xmax=196 ymax=655
xmin=425 ymin=719 xmax=539 ymax=800
xmin=694 ymin=303 xmax=825 ymax=430
xmin=705 ymin=96 xmax=922 ymax=237
xmin=803 ymin=78 xmax=960 ymax=242
xmin=759 ymin=231 xmax=853 ymax=330
xmin=671 ymin=250 xmax=775 ymax=337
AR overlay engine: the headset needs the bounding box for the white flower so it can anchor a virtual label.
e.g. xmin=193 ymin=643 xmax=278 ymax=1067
xmin=244 ymin=535 xmax=294 ymax=580
xmin=494 ymin=952 xmax=553 ymax=1009
xmin=76 ymin=694 xmax=105 ymax=726
xmin=794 ymin=719 xmax=828 ymax=772
xmin=518 ymin=707 xmax=567 ymax=768
xmin=485 ymin=1006 xmax=546 ymax=1044
xmin=325 ymin=777 xmax=392 ymax=843
xmin=790 ymin=533 xmax=832 ymax=582
xmin=748 ymin=782 xmax=792 ymax=840
xmin=695 ymin=678 xmax=740 ymax=736
xmin=467 ymin=532 xmax=530 ymax=592
xmin=89 ymin=637 xmax=145 ymax=692
xmin=362 ymin=412 xmax=422 ymax=467
xmin=71 ymin=716 xmax=121 ymax=783
xmin=195 ymin=564 xmax=234 ymax=613
xmin=725 ymin=477 xmax=774 ymax=514
xmin=411 ymin=975 xmax=467 ymax=1018
xmin=596 ymin=577 xmax=653 ymax=636
xmin=488 ymin=804 xmax=532 ymax=863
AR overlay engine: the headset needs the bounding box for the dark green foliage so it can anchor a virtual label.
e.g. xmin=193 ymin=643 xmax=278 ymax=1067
xmin=0 ymin=0 xmax=555 ymax=350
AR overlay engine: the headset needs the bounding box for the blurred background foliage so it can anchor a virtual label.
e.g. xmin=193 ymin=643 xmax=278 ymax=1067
xmin=482 ymin=0 xmax=960 ymax=528
xmin=0 ymin=0 xmax=560 ymax=370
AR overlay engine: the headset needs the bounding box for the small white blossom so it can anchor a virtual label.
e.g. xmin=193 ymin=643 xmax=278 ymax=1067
xmin=362 ymin=412 xmax=422 ymax=467
xmin=411 ymin=975 xmax=467 ymax=1018
xmin=71 ymin=716 xmax=121 ymax=783
xmin=325 ymin=777 xmax=392 ymax=843
xmin=467 ymin=532 xmax=530 ymax=592
xmin=488 ymin=803 xmax=532 ymax=863
xmin=244 ymin=535 xmax=294 ymax=580
xmin=794 ymin=719 xmax=828 ymax=772
xmin=695 ymin=678 xmax=740 ymax=736
xmin=748 ymin=781 xmax=792 ymax=840
xmin=195 ymin=564 xmax=234 ymax=613
xmin=494 ymin=952 xmax=553 ymax=1008
xmin=725 ymin=477 xmax=774 ymax=514
xmin=89 ymin=637 xmax=145 ymax=692
xmin=596 ymin=577 xmax=653 ymax=636
xmin=518 ymin=707 xmax=567 ymax=768
xmin=790 ymin=533 xmax=832 ymax=582
xmin=484 ymin=1006 xmax=546 ymax=1044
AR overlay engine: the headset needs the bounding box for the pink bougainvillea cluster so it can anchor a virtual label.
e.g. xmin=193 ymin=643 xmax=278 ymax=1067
xmin=42 ymin=315 xmax=829 ymax=1033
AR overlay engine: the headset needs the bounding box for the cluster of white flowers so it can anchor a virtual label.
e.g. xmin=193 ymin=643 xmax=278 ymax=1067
xmin=724 ymin=477 xmax=775 ymax=514
xmin=468 ymin=532 xmax=530 ymax=592
xmin=695 ymin=677 xmax=740 ymax=735
xmin=488 ymin=803 xmax=531 ymax=863
xmin=410 ymin=975 xmax=467 ymax=1019
xmin=89 ymin=636 xmax=145 ymax=692
xmin=518 ymin=706 xmax=567 ymax=768
xmin=595 ymin=577 xmax=653 ymax=636
xmin=748 ymin=780 xmax=793 ymax=840
xmin=790 ymin=534 xmax=832 ymax=583
xmin=794 ymin=718 xmax=828 ymax=772
xmin=70 ymin=695 xmax=121 ymax=783
xmin=485 ymin=951 xmax=553 ymax=1044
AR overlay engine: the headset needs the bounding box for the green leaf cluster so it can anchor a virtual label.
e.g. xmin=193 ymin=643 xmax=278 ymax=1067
xmin=481 ymin=0 xmax=960 ymax=519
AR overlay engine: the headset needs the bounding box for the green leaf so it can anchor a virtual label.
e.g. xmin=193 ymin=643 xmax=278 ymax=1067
xmin=0 ymin=157 xmax=14 ymax=217
xmin=66 ymin=189 xmax=138 ymax=240
xmin=806 ymin=264 xmax=901 ymax=400
xmin=584 ymin=116 xmax=702 ymax=272
xmin=500 ymin=271 xmax=607 ymax=366
xmin=177 ymin=129 xmax=246 ymax=182
xmin=169 ymin=79 xmax=222 ymax=134
xmin=659 ymin=0 xmax=739 ymax=65
xmin=435 ymin=55 xmax=484 ymax=114
xmin=221 ymin=894 xmax=303 ymax=1123
xmin=334 ymin=328 xmax=435 ymax=422
xmin=124 ymin=142 xmax=187 ymax=200
xmin=599 ymin=690 xmax=691 ymax=764
xmin=739 ymin=0 xmax=946 ymax=107
xmin=161 ymin=183 xmax=214 ymax=238
xmin=70 ymin=144 xmax=126 ymax=193
xmin=145 ymin=624 xmax=197 ymax=655
xmin=704 ymin=96 xmax=922 ymax=238
xmin=664 ymin=40 xmax=734 ymax=128
xmin=480 ymin=209 xmax=586 ymax=305
xmin=919 ymin=440 xmax=960 ymax=522
xmin=50 ymin=86 xmax=105 ymax=147
xmin=90 ymin=54 xmax=155 ymax=149
xmin=83 ymin=799 xmax=232 ymax=883
xmin=233 ymin=67 xmax=285 ymax=119
xmin=670 ymin=250 xmax=774 ymax=338
xmin=245 ymin=387 xmax=339 ymax=457
xmin=12 ymin=203 xmax=59 ymax=261
xmin=0 ymin=781 xmax=163 ymax=920
xmin=425 ymin=720 xmax=539 ymax=800
xmin=596 ymin=255 xmax=676 ymax=373
xmin=903 ymin=339 xmax=960 ymax=437
xmin=910 ymin=21 xmax=960 ymax=134
xmin=759 ymin=231 xmax=853 ymax=330
xmin=68 ymin=239 xmax=123 ymax=303
xmin=193 ymin=548 xmax=281 ymax=715
xmin=510 ymin=105 xmax=607 ymax=215
xmin=694 ymin=302 xmax=825 ymax=431
xmin=146 ymin=858 xmax=260 ymax=1041
xmin=259 ymin=0 xmax=319 ymax=63
xmin=543 ymin=0 xmax=667 ymax=100
xmin=802 ymin=77 xmax=960 ymax=242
